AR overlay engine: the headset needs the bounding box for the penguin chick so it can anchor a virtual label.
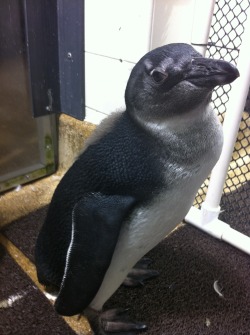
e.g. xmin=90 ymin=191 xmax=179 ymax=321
xmin=35 ymin=43 xmax=239 ymax=334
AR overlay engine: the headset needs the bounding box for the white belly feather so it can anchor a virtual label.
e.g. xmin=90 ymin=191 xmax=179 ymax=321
xmin=89 ymin=106 xmax=223 ymax=311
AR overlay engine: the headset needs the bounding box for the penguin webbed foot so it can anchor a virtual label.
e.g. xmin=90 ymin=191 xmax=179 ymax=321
xmin=123 ymin=257 xmax=159 ymax=287
xmin=85 ymin=307 xmax=147 ymax=335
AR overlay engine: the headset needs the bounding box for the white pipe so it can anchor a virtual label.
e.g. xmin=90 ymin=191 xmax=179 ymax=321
xmin=201 ymin=7 xmax=250 ymax=224
xmin=191 ymin=0 xmax=215 ymax=55
xmin=185 ymin=206 xmax=250 ymax=255
xmin=185 ymin=8 xmax=250 ymax=255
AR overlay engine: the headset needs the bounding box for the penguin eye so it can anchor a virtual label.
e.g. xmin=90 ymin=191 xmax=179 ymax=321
xmin=150 ymin=69 xmax=168 ymax=83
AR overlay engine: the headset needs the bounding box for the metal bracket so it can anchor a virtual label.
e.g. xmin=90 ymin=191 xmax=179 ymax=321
xmin=24 ymin=0 xmax=85 ymax=120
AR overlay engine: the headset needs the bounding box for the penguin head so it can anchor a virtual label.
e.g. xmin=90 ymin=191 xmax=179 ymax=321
xmin=125 ymin=43 xmax=239 ymax=120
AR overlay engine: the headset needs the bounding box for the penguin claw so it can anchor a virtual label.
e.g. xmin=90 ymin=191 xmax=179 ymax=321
xmin=85 ymin=308 xmax=147 ymax=335
xmin=123 ymin=257 xmax=159 ymax=287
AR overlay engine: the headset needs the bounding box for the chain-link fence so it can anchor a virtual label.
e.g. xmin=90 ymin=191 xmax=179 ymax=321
xmin=194 ymin=0 xmax=250 ymax=225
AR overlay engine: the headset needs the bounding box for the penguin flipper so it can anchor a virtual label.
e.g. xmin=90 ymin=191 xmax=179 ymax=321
xmin=55 ymin=192 xmax=136 ymax=316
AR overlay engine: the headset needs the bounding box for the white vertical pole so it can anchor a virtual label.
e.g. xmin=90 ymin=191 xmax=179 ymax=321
xmin=200 ymin=8 xmax=250 ymax=224
xmin=191 ymin=0 xmax=215 ymax=55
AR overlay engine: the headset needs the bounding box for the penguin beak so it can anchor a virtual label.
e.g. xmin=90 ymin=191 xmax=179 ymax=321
xmin=186 ymin=57 xmax=239 ymax=88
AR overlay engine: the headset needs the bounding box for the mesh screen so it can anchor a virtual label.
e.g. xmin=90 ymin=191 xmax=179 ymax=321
xmin=194 ymin=0 xmax=250 ymax=225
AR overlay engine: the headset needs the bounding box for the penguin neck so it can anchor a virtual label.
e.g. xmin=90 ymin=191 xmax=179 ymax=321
xmin=129 ymin=102 xmax=214 ymax=139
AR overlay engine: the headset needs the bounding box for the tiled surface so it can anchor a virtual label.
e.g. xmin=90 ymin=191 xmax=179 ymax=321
xmin=85 ymin=53 xmax=133 ymax=115
xmin=85 ymin=0 xmax=153 ymax=63
xmin=84 ymin=0 xmax=154 ymax=123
